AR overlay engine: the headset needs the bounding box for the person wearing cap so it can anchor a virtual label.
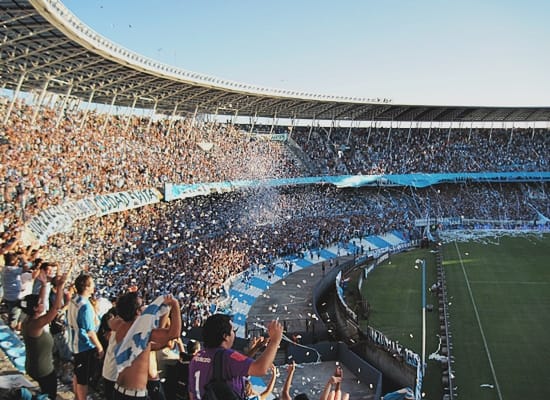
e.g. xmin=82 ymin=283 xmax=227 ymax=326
xmin=20 ymin=270 xmax=69 ymax=399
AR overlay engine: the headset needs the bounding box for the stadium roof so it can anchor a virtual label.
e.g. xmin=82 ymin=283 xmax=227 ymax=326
xmin=2 ymin=0 xmax=550 ymax=123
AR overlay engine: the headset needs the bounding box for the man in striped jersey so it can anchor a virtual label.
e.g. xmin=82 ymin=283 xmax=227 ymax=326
xmin=67 ymin=273 xmax=104 ymax=400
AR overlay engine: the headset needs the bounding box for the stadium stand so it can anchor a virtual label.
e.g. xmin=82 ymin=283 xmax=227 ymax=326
xmin=0 ymin=0 xmax=549 ymax=399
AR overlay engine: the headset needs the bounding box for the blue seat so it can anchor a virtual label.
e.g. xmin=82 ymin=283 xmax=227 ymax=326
xmin=14 ymin=356 xmax=26 ymax=372
xmin=6 ymin=346 xmax=26 ymax=358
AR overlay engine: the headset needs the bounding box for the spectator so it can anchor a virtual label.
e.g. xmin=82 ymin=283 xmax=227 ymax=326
xmin=32 ymin=261 xmax=55 ymax=313
xmin=1 ymin=252 xmax=24 ymax=330
xmin=319 ymin=365 xmax=349 ymax=400
xmin=156 ymin=336 xmax=185 ymax=396
xmin=173 ymin=339 xmax=201 ymax=400
xmin=188 ymin=314 xmax=283 ymax=400
xmin=100 ymin=295 xmax=119 ymax=400
xmin=48 ymin=274 xmax=73 ymax=384
xmin=280 ymin=361 xmax=296 ymax=400
xmin=67 ymin=273 xmax=103 ymax=400
xmin=244 ymin=364 xmax=277 ymax=400
xmin=112 ymin=292 xmax=181 ymax=400
xmin=20 ymin=270 xmax=68 ymax=399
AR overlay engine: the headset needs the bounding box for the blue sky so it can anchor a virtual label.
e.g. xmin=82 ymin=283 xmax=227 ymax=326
xmin=63 ymin=0 xmax=550 ymax=107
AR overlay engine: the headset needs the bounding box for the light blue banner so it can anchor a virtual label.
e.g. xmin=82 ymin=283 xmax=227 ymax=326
xmin=164 ymin=172 xmax=550 ymax=201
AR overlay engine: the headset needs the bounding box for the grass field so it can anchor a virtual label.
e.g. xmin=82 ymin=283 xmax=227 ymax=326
xmin=356 ymin=233 xmax=550 ymax=400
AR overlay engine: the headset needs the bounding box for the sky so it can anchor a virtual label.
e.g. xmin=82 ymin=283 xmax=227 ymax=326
xmin=62 ymin=0 xmax=550 ymax=107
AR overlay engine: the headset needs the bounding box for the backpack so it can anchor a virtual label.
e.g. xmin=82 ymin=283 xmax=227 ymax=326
xmin=202 ymin=350 xmax=243 ymax=400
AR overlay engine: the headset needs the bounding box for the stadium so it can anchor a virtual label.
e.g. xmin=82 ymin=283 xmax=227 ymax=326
xmin=0 ymin=1 xmax=549 ymax=399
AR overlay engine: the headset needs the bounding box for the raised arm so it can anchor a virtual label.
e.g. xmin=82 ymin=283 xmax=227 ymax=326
xmin=260 ymin=364 xmax=277 ymax=400
xmin=247 ymin=335 xmax=267 ymax=357
xmin=248 ymin=320 xmax=283 ymax=376
xmin=32 ymin=272 xmax=68 ymax=330
xmin=150 ymin=295 xmax=182 ymax=346
xmin=320 ymin=375 xmax=342 ymax=400
xmin=280 ymin=361 xmax=296 ymax=400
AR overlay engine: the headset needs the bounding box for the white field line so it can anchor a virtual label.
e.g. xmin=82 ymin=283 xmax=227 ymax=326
xmin=469 ymin=281 xmax=549 ymax=285
xmin=453 ymin=241 xmax=504 ymax=400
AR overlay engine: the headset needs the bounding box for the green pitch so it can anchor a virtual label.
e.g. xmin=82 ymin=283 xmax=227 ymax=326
xmin=358 ymin=233 xmax=550 ymax=399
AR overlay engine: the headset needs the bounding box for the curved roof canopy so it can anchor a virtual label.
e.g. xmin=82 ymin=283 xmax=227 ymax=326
xmin=2 ymin=0 xmax=550 ymax=122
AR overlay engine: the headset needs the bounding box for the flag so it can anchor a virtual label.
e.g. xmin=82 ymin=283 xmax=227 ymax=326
xmin=114 ymin=295 xmax=170 ymax=373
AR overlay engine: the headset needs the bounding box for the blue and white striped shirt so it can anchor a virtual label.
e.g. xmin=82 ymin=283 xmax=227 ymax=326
xmin=67 ymin=294 xmax=97 ymax=354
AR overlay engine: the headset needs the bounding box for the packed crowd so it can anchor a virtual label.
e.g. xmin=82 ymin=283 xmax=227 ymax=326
xmin=1 ymin=100 xmax=304 ymax=236
xmin=2 ymin=100 xmax=549 ymax=325
xmin=1 ymin=98 xmax=549 ymax=399
xmin=290 ymin=125 xmax=548 ymax=175
xmin=6 ymin=181 xmax=548 ymax=334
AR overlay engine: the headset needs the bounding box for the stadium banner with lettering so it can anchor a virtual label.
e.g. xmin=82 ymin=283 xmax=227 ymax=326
xmin=94 ymin=188 xmax=162 ymax=216
xmin=24 ymin=198 xmax=98 ymax=246
xmin=269 ymin=133 xmax=288 ymax=141
xmin=414 ymin=217 xmax=462 ymax=227
xmin=244 ymin=132 xmax=288 ymax=141
xmin=23 ymin=188 xmax=161 ymax=246
xmin=367 ymin=325 xmax=420 ymax=368
xmin=25 ymin=208 xmax=75 ymax=246
xmin=164 ymin=171 xmax=550 ymax=202
xmin=164 ymin=177 xmax=323 ymax=202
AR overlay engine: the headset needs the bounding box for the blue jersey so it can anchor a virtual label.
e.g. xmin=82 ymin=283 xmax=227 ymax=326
xmin=67 ymin=294 xmax=97 ymax=354
xmin=1 ymin=265 xmax=22 ymax=301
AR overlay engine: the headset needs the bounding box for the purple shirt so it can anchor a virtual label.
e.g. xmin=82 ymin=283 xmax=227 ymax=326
xmin=188 ymin=347 xmax=254 ymax=400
